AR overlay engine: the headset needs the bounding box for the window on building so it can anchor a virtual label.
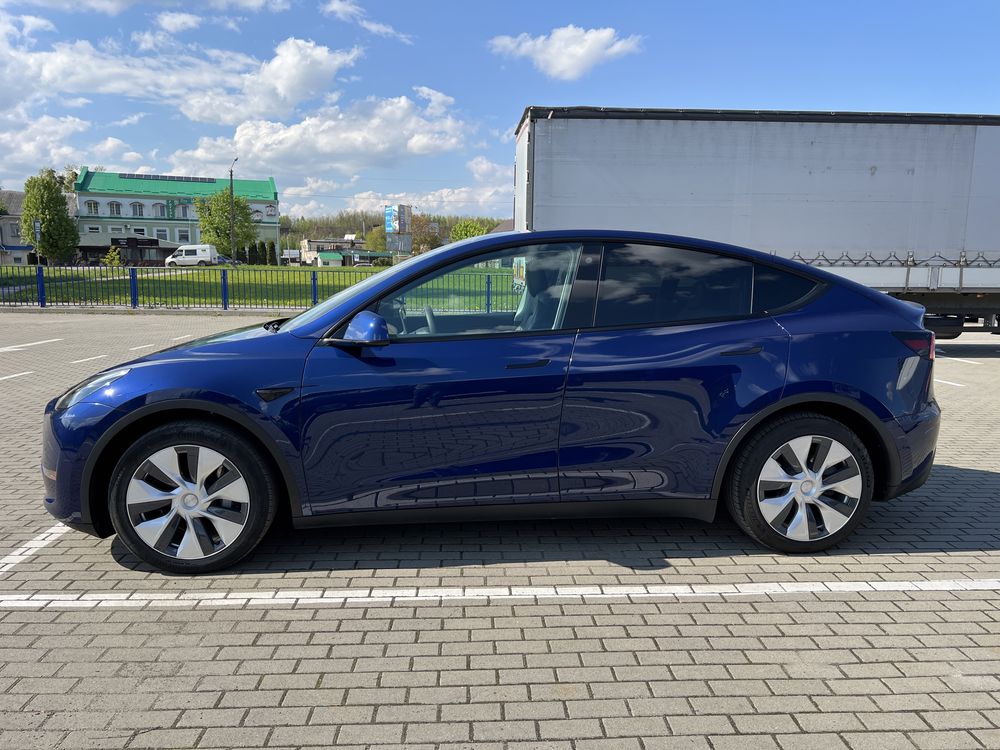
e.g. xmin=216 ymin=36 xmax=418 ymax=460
xmin=13 ymin=256 xmax=22 ymax=264
xmin=152 ymin=203 xmax=166 ymax=218
xmin=10 ymin=224 xmax=20 ymax=238
xmin=108 ymin=202 xmax=122 ymax=216
xmin=130 ymin=202 xmax=143 ymax=217
xmin=594 ymin=243 xmax=753 ymax=328
xmin=85 ymin=200 xmax=99 ymax=215
xmin=86 ymin=226 xmax=100 ymax=234
xmin=109 ymin=226 xmax=123 ymax=235
xmin=177 ymin=229 xmax=190 ymax=243
xmin=154 ymin=229 xmax=168 ymax=241
xmin=179 ymin=205 xmax=189 ymax=219
xmin=133 ymin=227 xmax=145 ymax=236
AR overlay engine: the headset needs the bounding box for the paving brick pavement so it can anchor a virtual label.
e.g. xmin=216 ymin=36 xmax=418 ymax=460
xmin=1 ymin=311 xmax=999 ymax=749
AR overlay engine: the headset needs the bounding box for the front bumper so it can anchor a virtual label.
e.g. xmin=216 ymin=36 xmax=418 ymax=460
xmin=42 ymin=400 xmax=122 ymax=537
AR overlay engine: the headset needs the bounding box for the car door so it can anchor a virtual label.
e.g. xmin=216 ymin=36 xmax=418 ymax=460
xmin=299 ymin=241 xmax=595 ymax=517
xmin=559 ymin=241 xmax=790 ymax=508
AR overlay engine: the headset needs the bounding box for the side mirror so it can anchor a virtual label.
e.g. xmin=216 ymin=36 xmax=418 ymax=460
xmin=325 ymin=310 xmax=390 ymax=347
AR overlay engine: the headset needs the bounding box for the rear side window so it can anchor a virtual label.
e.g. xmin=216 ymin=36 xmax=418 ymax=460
xmin=752 ymin=266 xmax=817 ymax=314
xmin=595 ymin=243 xmax=753 ymax=327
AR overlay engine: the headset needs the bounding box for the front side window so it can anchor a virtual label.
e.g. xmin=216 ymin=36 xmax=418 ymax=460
xmin=595 ymin=243 xmax=753 ymax=327
xmin=130 ymin=202 xmax=143 ymax=217
xmin=376 ymin=243 xmax=583 ymax=339
xmin=85 ymin=200 xmax=99 ymax=215
xmin=108 ymin=202 xmax=122 ymax=216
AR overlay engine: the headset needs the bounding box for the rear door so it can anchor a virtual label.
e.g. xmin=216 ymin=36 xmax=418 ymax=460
xmin=559 ymin=242 xmax=790 ymax=506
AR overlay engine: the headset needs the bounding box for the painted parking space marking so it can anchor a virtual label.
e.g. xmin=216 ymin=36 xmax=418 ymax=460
xmin=127 ymin=344 xmax=155 ymax=350
xmin=70 ymin=354 xmax=108 ymax=364
xmin=0 ymin=371 xmax=33 ymax=381
xmin=2 ymin=578 xmax=999 ymax=609
xmin=0 ymin=523 xmax=71 ymax=575
xmin=0 ymin=338 xmax=63 ymax=353
xmin=171 ymin=334 xmax=192 ymax=340
xmin=935 ymin=378 xmax=966 ymax=387
xmin=937 ymin=355 xmax=982 ymax=365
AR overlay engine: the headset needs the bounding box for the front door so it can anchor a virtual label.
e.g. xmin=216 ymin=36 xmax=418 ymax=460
xmin=299 ymin=241 xmax=591 ymax=516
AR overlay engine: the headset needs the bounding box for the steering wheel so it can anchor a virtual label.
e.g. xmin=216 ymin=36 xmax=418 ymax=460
xmin=423 ymin=305 xmax=438 ymax=335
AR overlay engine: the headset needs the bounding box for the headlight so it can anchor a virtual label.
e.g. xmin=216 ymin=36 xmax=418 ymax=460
xmin=55 ymin=368 xmax=130 ymax=411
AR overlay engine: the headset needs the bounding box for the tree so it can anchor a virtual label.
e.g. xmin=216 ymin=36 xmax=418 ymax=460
xmin=267 ymin=240 xmax=277 ymax=265
xmin=21 ymin=170 xmax=78 ymax=264
xmin=411 ymin=214 xmax=443 ymax=254
xmin=365 ymin=224 xmax=387 ymax=253
xmin=101 ymin=247 xmax=123 ymax=267
xmin=247 ymin=243 xmax=258 ymax=265
xmin=194 ymin=188 xmax=256 ymax=256
xmin=257 ymin=240 xmax=268 ymax=265
xmin=450 ymin=219 xmax=490 ymax=242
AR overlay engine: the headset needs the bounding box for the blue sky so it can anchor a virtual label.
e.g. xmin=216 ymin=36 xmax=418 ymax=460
xmin=1 ymin=0 xmax=998 ymax=218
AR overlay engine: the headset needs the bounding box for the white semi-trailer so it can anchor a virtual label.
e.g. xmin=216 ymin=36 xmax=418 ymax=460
xmin=513 ymin=107 xmax=1000 ymax=337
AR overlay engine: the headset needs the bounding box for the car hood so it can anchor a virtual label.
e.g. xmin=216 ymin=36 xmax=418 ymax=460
xmin=123 ymin=321 xmax=295 ymax=367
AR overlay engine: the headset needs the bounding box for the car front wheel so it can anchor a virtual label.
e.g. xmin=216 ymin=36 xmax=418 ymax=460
xmin=725 ymin=412 xmax=874 ymax=553
xmin=108 ymin=421 xmax=278 ymax=574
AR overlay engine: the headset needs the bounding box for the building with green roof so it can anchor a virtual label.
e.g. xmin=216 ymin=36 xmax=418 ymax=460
xmin=73 ymin=167 xmax=279 ymax=262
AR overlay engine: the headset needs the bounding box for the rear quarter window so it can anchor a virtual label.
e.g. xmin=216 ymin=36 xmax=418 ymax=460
xmin=752 ymin=266 xmax=817 ymax=314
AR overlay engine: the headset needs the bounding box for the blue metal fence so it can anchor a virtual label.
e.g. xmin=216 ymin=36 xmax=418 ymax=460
xmin=0 ymin=265 xmax=516 ymax=312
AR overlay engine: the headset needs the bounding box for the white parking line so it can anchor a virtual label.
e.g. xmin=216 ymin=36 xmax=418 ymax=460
xmin=128 ymin=344 xmax=155 ymax=350
xmin=171 ymin=335 xmax=192 ymax=341
xmin=0 ymin=371 xmax=33 ymax=381
xmin=0 ymin=523 xmax=71 ymax=575
xmin=1 ymin=578 xmax=998 ymax=609
xmin=938 ymin=355 xmax=981 ymax=365
xmin=0 ymin=338 xmax=63 ymax=354
xmin=70 ymin=355 xmax=108 ymax=364
xmin=935 ymin=378 xmax=966 ymax=387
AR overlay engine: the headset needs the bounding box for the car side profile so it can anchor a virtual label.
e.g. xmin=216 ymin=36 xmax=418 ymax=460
xmin=42 ymin=230 xmax=940 ymax=573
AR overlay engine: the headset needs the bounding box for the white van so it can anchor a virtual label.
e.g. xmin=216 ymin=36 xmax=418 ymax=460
xmin=166 ymin=244 xmax=218 ymax=267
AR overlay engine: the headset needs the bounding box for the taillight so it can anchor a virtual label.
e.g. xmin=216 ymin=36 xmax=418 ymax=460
xmin=893 ymin=331 xmax=934 ymax=359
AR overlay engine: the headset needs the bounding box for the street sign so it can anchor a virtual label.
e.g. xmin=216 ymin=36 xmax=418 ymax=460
xmin=32 ymin=219 xmax=41 ymax=242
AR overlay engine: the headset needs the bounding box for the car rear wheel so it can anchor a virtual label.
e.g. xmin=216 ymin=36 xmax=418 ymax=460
xmin=108 ymin=421 xmax=278 ymax=574
xmin=725 ymin=412 xmax=874 ymax=553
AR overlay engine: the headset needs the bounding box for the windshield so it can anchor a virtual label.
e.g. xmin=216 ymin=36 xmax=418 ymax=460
xmin=280 ymin=253 xmax=428 ymax=334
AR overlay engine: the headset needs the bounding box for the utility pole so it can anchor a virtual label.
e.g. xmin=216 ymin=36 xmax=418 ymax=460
xmin=229 ymin=157 xmax=238 ymax=258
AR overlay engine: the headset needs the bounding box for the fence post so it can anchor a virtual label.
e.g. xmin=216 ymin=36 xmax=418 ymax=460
xmin=485 ymin=274 xmax=492 ymax=313
xmin=35 ymin=265 xmax=46 ymax=308
xmin=221 ymin=269 xmax=229 ymax=310
xmin=128 ymin=268 xmax=139 ymax=309
xmin=311 ymin=271 xmax=318 ymax=306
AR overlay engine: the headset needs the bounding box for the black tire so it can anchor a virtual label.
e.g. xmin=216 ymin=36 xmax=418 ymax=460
xmin=725 ymin=412 xmax=874 ymax=553
xmin=197 ymin=260 xmax=207 ymax=266
xmin=108 ymin=420 xmax=279 ymax=574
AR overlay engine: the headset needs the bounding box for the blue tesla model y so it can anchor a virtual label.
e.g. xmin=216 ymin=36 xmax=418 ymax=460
xmin=42 ymin=231 xmax=940 ymax=573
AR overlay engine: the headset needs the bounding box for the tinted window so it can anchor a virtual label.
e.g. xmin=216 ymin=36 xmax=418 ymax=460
xmin=595 ymin=244 xmax=753 ymax=327
xmin=376 ymin=243 xmax=583 ymax=339
xmin=752 ymin=266 xmax=817 ymax=314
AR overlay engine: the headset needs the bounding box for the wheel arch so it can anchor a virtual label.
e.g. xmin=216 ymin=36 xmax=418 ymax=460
xmin=81 ymin=400 xmax=303 ymax=537
xmin=711 ymin=393 xmax=901 ymax=502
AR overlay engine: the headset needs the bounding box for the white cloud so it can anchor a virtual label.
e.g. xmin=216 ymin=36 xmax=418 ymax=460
xmin=92 ymin=136 xmax=128 ymax=158
xmin=181 ymin=38 xmax=361 ymax=124
xmin=0 ymin=0 xmax=288 ymax=13
xmin=118 ymin=112 xmax=147 ymax=126
xmin=489 ymin=24 xmax=641 ymax=80
xmin=157 ymin=11 xmax=201 ymax=33
xmin=413 ymin=85 xmax=454 ymax=117
xmin=321 ymin=0 xmax=412 ymax=44
xmin=169 ymin=89 xmax=467 ymax=177
xmin=0 ymin=112 xmax=88 ymax=185
xmin=345 ymin=157 xmax=512 ymax=216
xmin=284 ymin=199 xmax=326 ymax=218
xmin=284 ymin=175 xmax=359 ymax=196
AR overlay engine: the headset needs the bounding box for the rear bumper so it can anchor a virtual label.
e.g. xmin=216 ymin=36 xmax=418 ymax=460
xmin=883 ymin=400 xmax=940 ymax=500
